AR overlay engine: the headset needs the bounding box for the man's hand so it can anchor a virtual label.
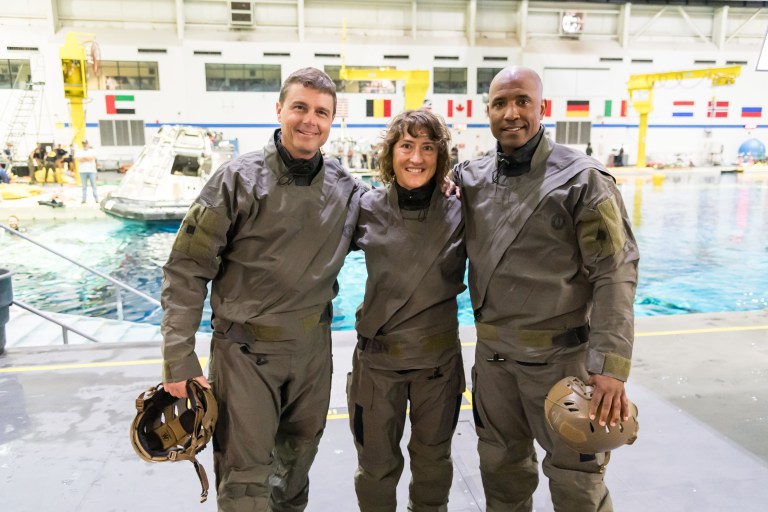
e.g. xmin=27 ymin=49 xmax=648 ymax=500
xmin=587 ymin=374 xmax=629 ymax=427
xmin=441 ymin=175 xmax=461 ymax=199
xmin=164 ymin=375 xmax=210 ymax=398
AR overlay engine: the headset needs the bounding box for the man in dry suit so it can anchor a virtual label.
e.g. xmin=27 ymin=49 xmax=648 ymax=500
xmin=454 ymin=66 xmax=639 ymax=511
xmin=160 ymin=67 xmax=364 ymax=511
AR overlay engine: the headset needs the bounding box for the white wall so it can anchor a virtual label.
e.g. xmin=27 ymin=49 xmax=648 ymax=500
xmin=0 ymin=4 xmax=767 ymax=167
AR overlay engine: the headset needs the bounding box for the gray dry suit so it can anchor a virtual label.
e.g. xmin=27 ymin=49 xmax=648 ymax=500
xmin=348 ymin=185 xmax=466 ymax=512
xmin=455 ymin=136 xmax=639 ymax=512
xmin=161 ymin=131 xmax=362 ymax=512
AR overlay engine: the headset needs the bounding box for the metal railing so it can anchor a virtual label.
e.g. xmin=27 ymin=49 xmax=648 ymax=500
xmin=12 ymin=299 xmax=102 ymax=344
xmin=0 ymin=222 xmax=162 ymax=343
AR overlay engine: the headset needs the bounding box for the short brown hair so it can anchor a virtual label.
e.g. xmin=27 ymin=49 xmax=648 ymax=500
xmin=377 ymin=110 xmax=452 ymax=185
xmin=279 ymin=67 xmax=337 ymax=115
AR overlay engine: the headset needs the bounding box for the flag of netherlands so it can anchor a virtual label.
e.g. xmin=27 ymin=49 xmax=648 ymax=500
xmin=707 ymin=101 xmax=729 ymax=118
xmin=672 ymin=100 xmax=694 ymax=117
xmin=566 ymin=100 xmax=589 ymax=118
xmin=447 ymin=99 xmax=472 ymax=117
xmin=105 ymin=95 xmax=135 ymax=114
xmin=603 ymin=99 xmax=628 ymax=117
xmin=366 ymin=99 xmax=392 ymax=118
xmin=741 ymin=106 xmax=762 ymax=118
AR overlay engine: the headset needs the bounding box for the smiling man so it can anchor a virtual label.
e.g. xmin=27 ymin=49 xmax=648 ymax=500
xmin=160 ymin=67 xmax=364 ymax=511
xmin=454 ymin=66 xmax=640 ymax=511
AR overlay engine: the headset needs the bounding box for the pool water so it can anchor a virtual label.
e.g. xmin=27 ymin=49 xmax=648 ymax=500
xmin=3 ymin=171 xmax=767 ymax=331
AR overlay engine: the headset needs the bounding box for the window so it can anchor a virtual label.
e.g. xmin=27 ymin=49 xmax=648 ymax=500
xmin=555 ymin=121 xmax=591 ymax=145
xmin=477 ymin=67 xmax=503 ymax=95
xmin=205 ymin=63 xmax=281 ymax=92
xmin=434 ymin=67 xmax=467 ymax=94
xmin=99 ymin=120 xmax=146 ymax=146
xmin=0 ymin=59 xmax=31 ymax=89
xmin=324 ymin=65 xmax=397 ymax=94
xmin=88 ymin=61 xmax=159 ymax=91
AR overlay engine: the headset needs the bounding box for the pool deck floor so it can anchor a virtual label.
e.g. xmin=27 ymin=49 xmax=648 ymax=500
xmin=1 ymin=311 xmax=767 ymax=512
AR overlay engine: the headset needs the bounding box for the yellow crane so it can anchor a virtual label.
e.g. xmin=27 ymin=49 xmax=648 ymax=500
xmin=59 ymin=32 xmax=95 ymax=184
xmin=338 ymin=19 xmax=429 ymax=111
xmin=627 ymin=65 xmax=740 ymax=168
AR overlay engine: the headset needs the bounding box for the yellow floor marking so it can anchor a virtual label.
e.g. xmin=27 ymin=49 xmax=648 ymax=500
xmin=634 ymin=325 xmax=768 ymax=337
xmin=0 ymin=357 xmax=209 ymax=374
xmin=3 ymin=322 xmax=767 ymax=375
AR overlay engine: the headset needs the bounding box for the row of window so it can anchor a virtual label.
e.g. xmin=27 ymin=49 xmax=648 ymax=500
xmin=2 ymin=58 xmax=502 ymax=94
xmin=99 ymin=119 xmax=591 ymax=148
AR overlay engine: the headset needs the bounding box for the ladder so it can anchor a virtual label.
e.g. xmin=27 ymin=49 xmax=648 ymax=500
xmin=2 ymin=81 xmax=44 ymax=161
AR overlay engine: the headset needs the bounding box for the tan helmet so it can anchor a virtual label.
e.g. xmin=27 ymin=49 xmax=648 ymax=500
xmin=130 ymin=380 xmax=218 ymax=502
xmin=544 ymin=376 xmax=638 ymax=454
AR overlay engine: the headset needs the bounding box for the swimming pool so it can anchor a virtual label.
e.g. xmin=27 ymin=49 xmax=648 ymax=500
xmin=4 ymin=170 xmax=767 ymax=331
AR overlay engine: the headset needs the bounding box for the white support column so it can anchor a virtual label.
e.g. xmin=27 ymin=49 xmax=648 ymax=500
xmin=46 ymin=0 xmax=59 ymax=35
xmin=519 ymin=0 xmax=528 ymax=48
xmin=467 ymin=0 xmax=476 ymax=46
xmin=298 ymin=0 xmax=305 ymax=42
xmin=619 ymin=2 xmax=631 ymax=49
xmin=713 ymin=6 xmax=728 ymax=51
xmin=175 ymin=0 xmax=185 ymax=40
xmin=412 ymin=0 xmax=417 ymax=40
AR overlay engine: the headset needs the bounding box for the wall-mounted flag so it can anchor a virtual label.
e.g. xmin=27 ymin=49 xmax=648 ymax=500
xmin=740 ymin=106 xmax=762 ymax=118
xmin=707 ymin=100 xmax=729 ymax=118
xmin=366 ymin=99 xmax=392 ymax=118
xmin=544 ymin=99 xmax=552 ymax=117
xmin=672 ymin=100 xmax=694 ymax=117
xmin=603 ymin=99 xmax=627 ymax=117
xmin=566 ymin=100 xmax=589 ymax=117
xmin=447 ymin=99 xmax=472 ymax=117
xmin=106 ymin=95 xmax=135 ymax=114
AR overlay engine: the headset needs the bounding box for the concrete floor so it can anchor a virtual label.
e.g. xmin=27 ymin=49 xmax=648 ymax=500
xmin=1 ymin=312 xmax=767 ymax=512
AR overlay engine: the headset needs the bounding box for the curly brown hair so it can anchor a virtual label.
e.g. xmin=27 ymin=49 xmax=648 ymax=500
xmin=376 ymin=109 xmax=452 ymax=185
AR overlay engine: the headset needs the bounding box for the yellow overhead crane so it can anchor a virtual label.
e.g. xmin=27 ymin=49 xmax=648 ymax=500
xmin=338 ymin=19 xmax=429 ymax=112
xmin=338 ymin=66 xmax=430 ymax=112
xmin=627 ymin=65 xmax=740 ymax=168
xmin=59 ymin=32 xmax=96 ymax=184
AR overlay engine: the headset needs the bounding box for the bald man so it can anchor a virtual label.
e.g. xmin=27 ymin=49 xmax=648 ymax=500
xmin=453 ymin=66 xmax=639 ymax=511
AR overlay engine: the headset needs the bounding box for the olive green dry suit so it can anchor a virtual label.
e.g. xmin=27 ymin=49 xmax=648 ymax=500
xmin=348 ymin=184 xmax=466 ymax=512
xmin=455 ymin=135 xmax=639 ymax=512
xmin=161 ymin=130 xmax=363 ymax=512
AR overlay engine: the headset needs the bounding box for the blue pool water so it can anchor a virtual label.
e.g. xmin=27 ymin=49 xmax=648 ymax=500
xmin=3 ymin=171 xmax=768 ymax=331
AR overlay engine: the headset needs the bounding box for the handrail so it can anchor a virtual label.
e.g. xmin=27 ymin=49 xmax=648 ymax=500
xmin=0 ymin=223 xmax=162 ymax=318
xmin=12 ymin=299 xmax=102 ymax=344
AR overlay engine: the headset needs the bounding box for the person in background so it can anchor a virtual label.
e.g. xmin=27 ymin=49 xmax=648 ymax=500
xmin=449 ymin=146 xmax=460 ymax=168
xmin=160 ymin=67 xmax=364 ymax=512
xmin=29 ymin=143 xmax=44 ymax=183
xmin=348 ymin=110 xmax=465 ymax=512
xmin=55 ymin=144 xmax=69 ymax=172
xmin=76 ymin=140 xmax=99 ymax=204
xmin=43 ymin=146 xmax=60 ymax=184
xmin=453 ymin=66 xmax=639 ymax=511
xmin=586 ymin=141 xmax=593 ymax=157
xmin=0 ymin=166 xmax=10 ymax=184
